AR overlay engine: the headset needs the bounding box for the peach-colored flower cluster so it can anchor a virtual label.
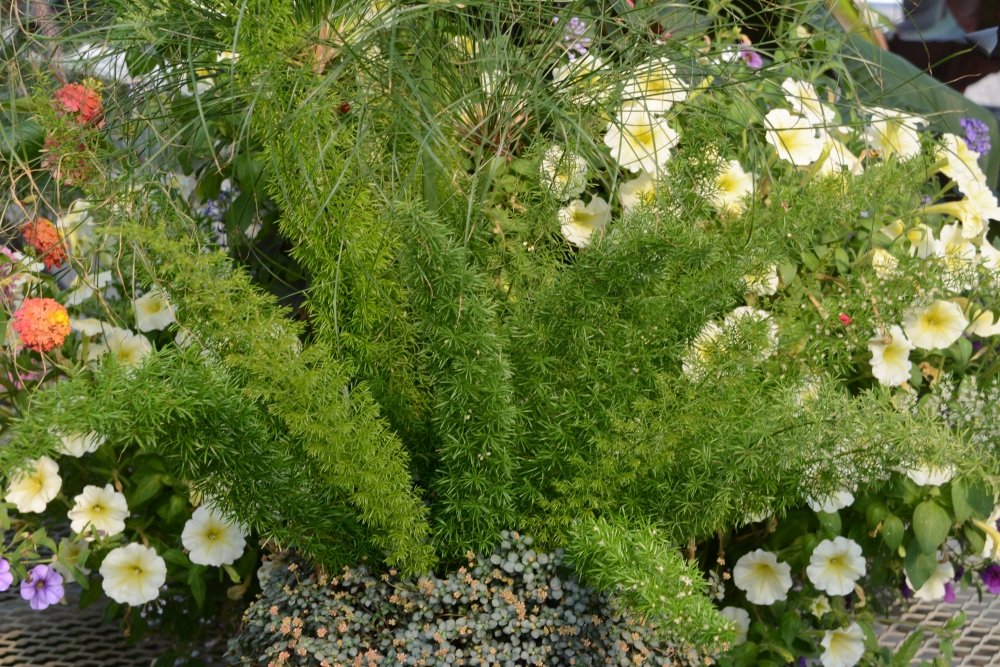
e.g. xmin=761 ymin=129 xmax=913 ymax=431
xmin=22 ymin=218 xmax=67 ymax=271
xmin=53 ymin=83 xmax=104 ymax=128
xmin=12 ymin=298 xmax=70 ymax=352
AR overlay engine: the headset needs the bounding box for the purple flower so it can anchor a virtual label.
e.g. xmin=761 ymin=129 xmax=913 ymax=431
xmin=0 ymin=559 xmax=12 ymax=592
xmin=981 ymin=563 xmax=1000 ymax=594
xmin=553 ymin=16 xmax=591 ymax=61
xmin=19 ymin=565 xmax=63 ymax=610
xmin=959 ymin=117 xmax=991 ymax=155
xmin=739 ymin=47 xmax=763 ymax=69
xmin=901 ymin=576 xmax=912 ymax=600
xmin=944 ymin=582 xmax=956 ymax=603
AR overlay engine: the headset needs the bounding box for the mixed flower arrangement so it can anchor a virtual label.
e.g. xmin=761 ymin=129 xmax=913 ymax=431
xmin=2 ymin=1 xmax=1000 ymax=665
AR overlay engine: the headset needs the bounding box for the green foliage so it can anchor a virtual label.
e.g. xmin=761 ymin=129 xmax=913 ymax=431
xmin=122 ymin=211 xmax=435 ymax=573
xmin=396 ymin=203 xmax=518 ymax=554
xmin=568 ymin=516 xmax=734 ymax=650
xmin=9 ymin=0 xmax=1000 ymax=659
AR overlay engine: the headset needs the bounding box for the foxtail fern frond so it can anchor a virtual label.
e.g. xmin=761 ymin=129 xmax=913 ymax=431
xmin=3 ymin=349 xmax=377 ymax=567
xmin=396 ymin=202 xmax=518 ymax=554
xmin=121 ymin=207 xmax=435 ymax=573
xmin=567 ymin=515 xmax=733 ymax=652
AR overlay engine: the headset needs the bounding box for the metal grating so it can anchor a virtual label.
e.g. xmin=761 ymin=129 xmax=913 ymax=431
xmin=0 ymin=587 xmax=168 ymax=667
xmin=878 ymin=585 xmax=1000 ymax=665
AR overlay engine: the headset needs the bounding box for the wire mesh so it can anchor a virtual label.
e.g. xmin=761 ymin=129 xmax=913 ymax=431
xmin=0 ymin=588 xmax=168 ymax=667
xmin=877 ymin=585 xmax=1000 ymax=665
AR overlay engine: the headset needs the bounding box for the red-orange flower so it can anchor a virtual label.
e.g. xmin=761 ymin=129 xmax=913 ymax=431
xmin=22 ymin=218 xmax=67 ymax=271
xmin=12 ymin=298 xmax=70 ymax=352
xmin=53 ymin=83 xmax=104 ymax=128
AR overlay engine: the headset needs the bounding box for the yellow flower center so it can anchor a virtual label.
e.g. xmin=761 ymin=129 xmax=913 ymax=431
xmin=631 ymin=123 xmax=656 ymax=149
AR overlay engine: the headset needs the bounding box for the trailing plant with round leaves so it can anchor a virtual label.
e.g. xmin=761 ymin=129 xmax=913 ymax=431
xmin=230 ymin=532 xmax=702 ymax=666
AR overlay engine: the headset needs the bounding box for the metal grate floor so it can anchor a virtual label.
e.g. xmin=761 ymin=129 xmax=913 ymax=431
xmin=0 ymin=588 xmax=168 ymax=667
xmin=3 ymin=582 xmax=1000 ymax=665
xmin=878 ymin=585 xmax=1000 ymax=665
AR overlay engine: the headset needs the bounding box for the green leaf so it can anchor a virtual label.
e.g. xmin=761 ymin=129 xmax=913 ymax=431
xmin=890 ymin=629 xmax=924 ymax=667
xmin=966 ymin=482 xmax=994 ymax=520
xmin=912 ymin=501 xmax=951 ymax=553
xmin=129 ymin=473 xmax=164 ymax=508
xmin=944 ymin=611 xmax=967 ymax=632
xmin=963 ymin=523 xmax=986 ymax=556
xmin=882 ymin=515 xmax=904 ymax=551
xmin=778 ymin=611 xmax=801 ymax=646
xmin=234 ymin=154 xmax=266 ymax=198
xmin=817 ymin=510 xmax=841 ymax=536
xmin=952 ymin=478 xmax=971 ymax=523
xmin=904 ymin=545 xmax=937 ymax=590
xmin=0 ymin=120 xmax=44 ymax=161
xmin=892 ymin=476 xmax=922 ymax=505
xmin=952 ymin=337 xmax=973 ymax=367
xmin=866 ymin=503 xmax=888 ymax=528
xmin=188 ymin=566 xmax=207 ymax=609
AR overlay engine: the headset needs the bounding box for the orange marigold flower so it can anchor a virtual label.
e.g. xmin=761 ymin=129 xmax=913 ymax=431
xmin=22 ymin=218 xmax=67 ymax=271
xmin=12 ymin=298 xmax=70 ymax=353
xmin=53 ymin=83 xmax=104 ymax=128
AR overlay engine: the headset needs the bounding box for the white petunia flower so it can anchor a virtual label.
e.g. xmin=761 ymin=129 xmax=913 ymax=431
xmin=982 ymin=506 xmax=1000 ymax=559
xmin=88 ymin=327 xmax=153 ymax=367
xmin=871 ymin=248 xmax=899 ymax=279
xmin=710 ymin=160 xmax=754 ymax=214
xmin=781 ymin=78 xmax=836 ymax=127
xmin=742 ymin=265 xmax=779 ymax=297
xmin=763 ymin=108 xmax=825 ymax=166
xmin=923 ymin=189 xmax=1000 ymax=243
xmin=100 ymin=543 xmax=167 ymax=606
xmin=866 ymin=106 xmax=923 ymax=160
xmin=938 ymin=133 xmax=987 ymax=191
xmin=604 ymin=104 xmax=680 ymax=174
xmin=133 ymin=289 xmax=176 ymax=332
xmin=71 ymin=318 xmax=114 ymax=338
xmin=56 ymin=199 xmax=96 ymax=256
xmin=820 ymin=623 xmax=865 ymax=667
xmin=4 ymin=457 xmax=61 ymax=514
xmin=806 ymin=488 xmax=855 ymax=514
xmin=969 ymin=309 xmax=1000 ymax=337
xmin=807 ymin=537 xmax=866 ymax=596
xmin=902 ymin=300 xmax=968 ymax=350
xmin=723 ymin=306 xmax=780 ymax=360
xmin=68 ymin=484 xmax=129 ymax=539
xmin=733 ymin=549 xmax=793 ymax=605
xmin=540 ymin=145 xmax=588 ymax=201
xmin=551 ymin=53 xmax=610 ymax=105
xmin=982 ymin=240 xmax=1000 ymax=273
xmin=868 ymin=325 xmax=914 ymax=387
xmin=905 ymin=558 xmax=954 ymax=602
xmin=182 ymin=505 xmax=247 ymax=566
xmin=619 ymin=171 xmax=657 ymax=214
xmin=59 ymin=432 xmax=105 ymax=457
xmin=681 ymin=321 xmax=724 ymax=380
xmin=816 ymin=135 xmax=864 ymax=176
xmin=622 ymin=57 xmax=687 ymax=114
xmin=559 ymin=196 xmax=611 ymax=248
xmin=720 ymin=606 xmax=750 ymax=645
xmin=904 ymin=223 xmax=938 ymax=259
xmin=903 ymin=464 xmax=955 ymax=487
